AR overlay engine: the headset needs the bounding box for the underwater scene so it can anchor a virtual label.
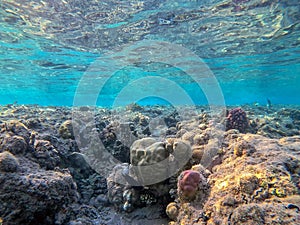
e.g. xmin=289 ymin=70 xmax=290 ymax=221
xmin=0 ymin=0 xmax=300 ymax=224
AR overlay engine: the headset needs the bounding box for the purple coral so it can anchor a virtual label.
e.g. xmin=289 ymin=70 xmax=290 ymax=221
xmin=178 ymin=170 xmax=201 ymax=200
xmin=226 ymin=107 xmax=248 ymax=133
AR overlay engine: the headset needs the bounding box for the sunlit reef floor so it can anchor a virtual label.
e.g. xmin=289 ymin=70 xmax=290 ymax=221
xmin=0 ymin=104 xmax=299 ymax=225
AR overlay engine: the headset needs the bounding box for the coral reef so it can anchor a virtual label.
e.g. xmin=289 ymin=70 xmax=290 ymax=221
xmin=0 ymin=119 xmax=79 ymax=225
xmin=106 ymin=137 xmax=192 ymax=213
xmin=0 ymin=104 xmax=299 ymax=224
xmin=106 ymin=161 xmax=167 ymax=215
xmin=98 ymin=122 xmax=131 ymax=163
xmin=165 ymin=165 xmax=210 ymax=223
xmin=33 ymin=139 xmax=60 ymax=170
xmin=0 ymin=161 xmax=79 ymax=225
xmin=106 ymin=163 xmax=135 ymax=211
xmin=0 ymin=120 xmax=31 ymax=154
xmin=169 ymin=133 xmax=300 ymax=224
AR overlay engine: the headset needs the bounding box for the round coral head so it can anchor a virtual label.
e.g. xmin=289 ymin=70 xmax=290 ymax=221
xmin=178 ymin=170 xmax=201 ymax=198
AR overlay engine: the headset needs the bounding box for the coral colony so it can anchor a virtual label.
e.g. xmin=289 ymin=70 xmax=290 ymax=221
xmin=177 ymin=170 xmax=202 ymax=200
xmin=226 ymin=107 xmax=248 ymax=133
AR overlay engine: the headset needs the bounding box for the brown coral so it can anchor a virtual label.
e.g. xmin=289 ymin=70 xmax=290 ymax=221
xmin=226 ymin=108 xmax=248 ymax=133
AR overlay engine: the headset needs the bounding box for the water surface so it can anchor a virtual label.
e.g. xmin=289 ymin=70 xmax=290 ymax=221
xmin=0 ymin=0 xmax=299 ymax=106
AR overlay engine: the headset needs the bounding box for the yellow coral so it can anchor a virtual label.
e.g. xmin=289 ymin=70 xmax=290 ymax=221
xmin=270 ymin=188 xmax=286 ymax=197
xmin=166 ymin=202 xmax=179 ymax=221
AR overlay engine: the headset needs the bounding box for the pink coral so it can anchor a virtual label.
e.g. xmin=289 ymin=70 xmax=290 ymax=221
xmin=178 ymin=170 xmax=201 ymax=199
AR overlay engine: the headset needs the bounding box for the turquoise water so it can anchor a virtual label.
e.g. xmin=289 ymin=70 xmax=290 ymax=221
xmin=0 ymin=0 xmax=299 ymax=106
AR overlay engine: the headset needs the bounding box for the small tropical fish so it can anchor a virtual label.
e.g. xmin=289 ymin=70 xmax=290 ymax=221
xmin=267 ymin=98 xmax=272 ymax=109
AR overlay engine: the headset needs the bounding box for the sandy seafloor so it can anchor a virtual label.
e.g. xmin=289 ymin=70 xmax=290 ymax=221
xmin=0 ymin=103 xmax=299 ymax=225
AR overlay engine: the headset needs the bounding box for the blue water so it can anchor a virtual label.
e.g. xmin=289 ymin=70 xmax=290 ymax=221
xmin=0 ymin=0 xmax=299 ymax=106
